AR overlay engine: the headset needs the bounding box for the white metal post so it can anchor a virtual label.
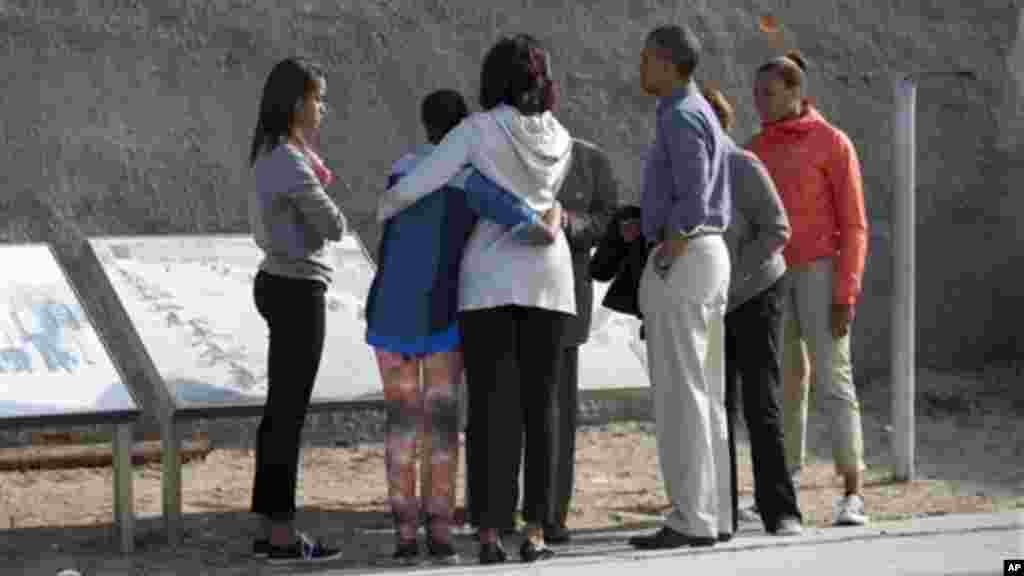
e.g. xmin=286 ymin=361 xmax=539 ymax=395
xmin=891 ymin=76 xmax=916 ymax=481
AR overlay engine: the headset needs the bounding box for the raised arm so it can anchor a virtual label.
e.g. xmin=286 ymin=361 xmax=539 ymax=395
xmin=377 ymin=119 xmax=473 ymax=222
xmin=464 ymin=169 xmax=564 ymax=245
xmin=463 ymin=169 xmax=540 ymax=227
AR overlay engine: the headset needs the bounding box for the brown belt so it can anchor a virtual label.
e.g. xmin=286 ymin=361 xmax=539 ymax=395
xmin=646 ymin=230 xmax=722 ymax=250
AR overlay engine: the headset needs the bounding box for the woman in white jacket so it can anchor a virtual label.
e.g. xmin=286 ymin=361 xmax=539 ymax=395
xmin=377 ymin=34 xmax=573 ymax=565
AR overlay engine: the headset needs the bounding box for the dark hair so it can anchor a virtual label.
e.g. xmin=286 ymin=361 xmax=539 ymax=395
xmin=421 ymin=89 xmax=469 ymax=145
xmin=249 ymin=57 xmax=325 ymax=166
xmin=757 ymin=49 xmax=807 ymax=89
xmin=646 ymin=24 xmax=702 ymax=78
xmin=784 ymin=50 xmax=808 ymax=71
xmin=478 ymin=34 xmax=558 ymax=115
xmin=701 ymin=85 xmax=735 ymax=131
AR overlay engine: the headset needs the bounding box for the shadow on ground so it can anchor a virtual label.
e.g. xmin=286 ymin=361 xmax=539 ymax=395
xmin=0 ymin=506 xmax=671 ymax=575
xmin=0 ymin=507 xmax=394 ymax=574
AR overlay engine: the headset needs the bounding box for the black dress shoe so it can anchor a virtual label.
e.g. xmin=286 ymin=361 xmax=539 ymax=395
xmin=478 ymin=541 xmax=507 ymax=565
xmin=628 ymin=527 xmax=717 ymax=550
xmin=543 ymin=524 xmax=572 ymax=545
xmin=520 ymin=540 xmax=556 ymax=563
xmin=392 ymin=539 xmax=420 ymax=565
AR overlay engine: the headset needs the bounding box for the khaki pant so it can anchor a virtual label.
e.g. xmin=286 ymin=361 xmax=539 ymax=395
xmin=638 ymin=236 xmax=732 ymax=539
xmin=781 ymin=258 xmax=865 ymax=477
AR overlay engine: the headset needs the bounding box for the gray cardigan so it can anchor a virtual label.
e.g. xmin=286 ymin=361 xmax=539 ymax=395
xmin=724 ymin=147 xmax=791 ymax=313
xmin=249 ymin=143 xmax=347 ymax=286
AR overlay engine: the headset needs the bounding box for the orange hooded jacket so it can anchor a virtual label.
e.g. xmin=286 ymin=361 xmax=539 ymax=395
xmin=748 ymin=104 xmax=868 ymax=305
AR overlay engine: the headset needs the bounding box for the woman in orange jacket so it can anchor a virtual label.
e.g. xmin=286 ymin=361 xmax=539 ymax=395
xmin=748 ymin=51 xmax=870 ymax=527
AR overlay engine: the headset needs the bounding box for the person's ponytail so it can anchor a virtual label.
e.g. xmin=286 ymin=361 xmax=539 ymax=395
xmin=784 ymin=50 xmax=808 ymax=72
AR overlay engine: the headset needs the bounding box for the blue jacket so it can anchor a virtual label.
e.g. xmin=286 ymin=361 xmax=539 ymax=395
xmin=365 ymin=146 xmax=539 ymax=355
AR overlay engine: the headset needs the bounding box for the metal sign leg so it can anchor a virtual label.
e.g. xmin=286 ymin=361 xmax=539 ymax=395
xmin=111 ymin=422 xmax=135 ymax=554
xmin=161 ymin=419 xmax=183 ymax=546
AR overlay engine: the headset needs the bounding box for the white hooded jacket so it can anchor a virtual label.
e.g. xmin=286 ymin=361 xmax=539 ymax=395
xmin=378 ymin=104 xmax=577 ymax=316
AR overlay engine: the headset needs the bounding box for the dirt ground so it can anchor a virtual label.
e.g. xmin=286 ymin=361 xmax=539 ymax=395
xmin=0 ymin=369 xmax=1021 ymax=575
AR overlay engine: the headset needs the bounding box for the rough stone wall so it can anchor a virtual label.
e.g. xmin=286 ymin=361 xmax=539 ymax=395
xmin=0 ymin=0 xmax=1020 ymax=381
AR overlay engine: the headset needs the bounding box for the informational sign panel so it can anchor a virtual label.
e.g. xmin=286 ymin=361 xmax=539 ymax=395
xmin=0 ymin=244 xmax=137 ymax=418
xmin=579 ymin=281 xmax=649 ymax=391
xmin=89 ymin=235 xmax=383 ymax=410
xmin=88 ymin=234 xmax=649 ymax=414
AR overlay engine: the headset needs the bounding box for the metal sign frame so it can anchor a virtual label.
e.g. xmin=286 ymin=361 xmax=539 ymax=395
xmin=87 ymin=233 xmax=391 ymax=545
xmin=0 ymin=243 xmax=140 ymax=553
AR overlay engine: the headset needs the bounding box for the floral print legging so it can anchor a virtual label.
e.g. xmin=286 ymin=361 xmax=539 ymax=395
xmin=375 ymin=348 xmax=461 ymax=543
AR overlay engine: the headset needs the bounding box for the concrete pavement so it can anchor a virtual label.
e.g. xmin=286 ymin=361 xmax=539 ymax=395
xmin=322 ymin=511 xmax=1022 ymax=576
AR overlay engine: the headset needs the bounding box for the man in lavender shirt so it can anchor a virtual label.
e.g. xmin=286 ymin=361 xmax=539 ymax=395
xmin=628 ymin=24 xmax=733 ymax=549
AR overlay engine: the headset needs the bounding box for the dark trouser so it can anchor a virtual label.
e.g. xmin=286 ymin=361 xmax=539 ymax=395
xmin=251 ymin=271 xmax=326 ymax=523
xmin=725 ymin=276 xmax=802 ymax=533
xmin=510 ymin=346 xmax=578 ymax=530
xmin=459 ymin=305 xmax=569 ymax=530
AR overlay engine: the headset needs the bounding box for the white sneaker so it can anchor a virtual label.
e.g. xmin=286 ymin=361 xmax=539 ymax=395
xmin=774 ymin=516 xmax=803 ymax=536
xmin=834 ymin=494 xmax=869 ymax=526
xmin=737 ymin=504 xmax=761 ymax=523
xmin=451 ymin=523 xmax=476 ymax=537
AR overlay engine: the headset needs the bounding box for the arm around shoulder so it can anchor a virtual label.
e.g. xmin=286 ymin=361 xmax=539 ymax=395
xmin=378 ymin=118 xmax=475 ymax=222
xmin=463 ymin=169 xmax=540 ymax=228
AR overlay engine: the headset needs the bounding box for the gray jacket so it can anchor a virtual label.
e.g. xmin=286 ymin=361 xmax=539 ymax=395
xmin=249 ymin=143 xmax=347 ymax=285
xmin=558 ymin=138 xmax=618 ymax=346
xmin=724 ymin=147 xmax=790 ymax=313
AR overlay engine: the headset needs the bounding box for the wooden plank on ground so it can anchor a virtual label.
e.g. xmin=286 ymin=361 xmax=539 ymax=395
xmin=0 ymin=438 xmax=211 ymax=471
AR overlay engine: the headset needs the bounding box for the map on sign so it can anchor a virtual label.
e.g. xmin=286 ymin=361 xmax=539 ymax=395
xmin=0 ymin=244 xmax=137 ymax=418
xmin=89 ymin=235 xmax=383 ymax=409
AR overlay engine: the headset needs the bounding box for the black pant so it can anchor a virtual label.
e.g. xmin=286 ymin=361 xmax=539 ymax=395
xmin=459 ymin=305 xmax=569 ymax=530
xmin=725 ymin=276 xmax=802 ymax=533
xmin=251 ymin=271 xmax=326 ymax=522
xmin=509 ymin=346 xmax=578 ymax=530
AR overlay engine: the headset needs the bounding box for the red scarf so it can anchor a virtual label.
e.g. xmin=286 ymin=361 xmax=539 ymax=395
xmin=302 ymin=145 xmax=334 ymax=187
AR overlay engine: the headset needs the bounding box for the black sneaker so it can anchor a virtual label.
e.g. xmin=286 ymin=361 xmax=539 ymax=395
xmin=426 ymin=538 xmax=460 ymax=565
xmin=392 ymin=539 xmax=420 ymax=565
xmin=478 ymin=541 xmax=507 ymax=565
xmin=266 ymin=533 xmax=343 ymax=565
xmin=520 ymin=539 xmax=555 ymax=563
xmin=252 ymin=538 xmax=271 ymax=557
